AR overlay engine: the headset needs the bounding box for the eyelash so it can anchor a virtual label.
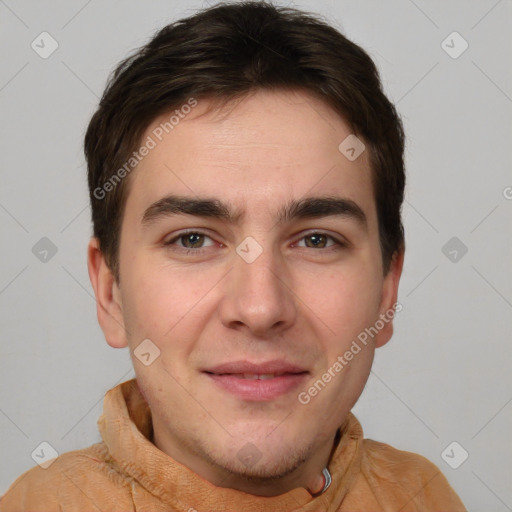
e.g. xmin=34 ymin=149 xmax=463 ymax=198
xmin=163 ymin=229 xmax=347 ymax=255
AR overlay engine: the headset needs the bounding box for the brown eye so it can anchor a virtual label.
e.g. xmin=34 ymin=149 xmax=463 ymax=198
xmin=180 ymin=233 xmax=205 ymax=248
xmin=164 ymin=231 xmax=215 ymax=251
xmin=296 ymin=232 xmax=345 ymax=250
xmin=304 ymin=233 xmax=328 ymax=248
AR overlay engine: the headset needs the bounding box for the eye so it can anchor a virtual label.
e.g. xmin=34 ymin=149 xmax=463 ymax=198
xmin=164 ymin=230 xmax=216 ymax=252
xmin=295 ymin=232 xmax=346 ymax=250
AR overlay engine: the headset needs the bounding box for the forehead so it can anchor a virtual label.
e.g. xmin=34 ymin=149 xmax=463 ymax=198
xmin=123 ymin=89 xmax=376 ymax=226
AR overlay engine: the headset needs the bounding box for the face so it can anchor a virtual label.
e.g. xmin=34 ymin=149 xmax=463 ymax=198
xmin=88 ymin=89 xmax=403 ymax=495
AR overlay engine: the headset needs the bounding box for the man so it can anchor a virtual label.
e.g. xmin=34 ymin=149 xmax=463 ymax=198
xmin=0 ymin=1 xmax=467 ymax=510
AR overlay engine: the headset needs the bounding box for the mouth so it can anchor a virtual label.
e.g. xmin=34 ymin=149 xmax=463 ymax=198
xmin=208 ymin=372 xmax=301 ymax=379
xmin=203 ymin=360 xmax=309 ymax=401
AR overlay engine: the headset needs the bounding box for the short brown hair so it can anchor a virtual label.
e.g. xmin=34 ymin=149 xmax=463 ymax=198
xmin=85 ymin=0 xmax=405 ymax=283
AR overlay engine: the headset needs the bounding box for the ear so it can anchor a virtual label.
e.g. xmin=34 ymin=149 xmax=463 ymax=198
xmin=374 ymin=248 xmax=405 ymax=349
xmin=87 ymin=237 xmax=128 ymax=348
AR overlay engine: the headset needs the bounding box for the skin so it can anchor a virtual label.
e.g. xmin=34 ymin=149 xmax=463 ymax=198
xmin=87 ymin=89 xmax=404 ymax=497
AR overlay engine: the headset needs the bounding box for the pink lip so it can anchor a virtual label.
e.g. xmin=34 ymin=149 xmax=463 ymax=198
xmin=203 ymin=359 xmax=309 ymax=401
xmin=206 ymin=373 xmax=308 ymax=401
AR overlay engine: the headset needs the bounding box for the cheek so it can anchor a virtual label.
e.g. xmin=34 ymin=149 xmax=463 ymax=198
xmin=303 ymin=263 xmax=382 ymax=340
xmin=121 ymin=260 xmax=219 ymax=352
xmin=124 ymin=259 xmax=179 ymax=318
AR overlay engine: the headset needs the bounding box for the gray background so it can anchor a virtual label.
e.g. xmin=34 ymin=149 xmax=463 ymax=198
xmin=1 ymin=0 xmax=511 ymax=508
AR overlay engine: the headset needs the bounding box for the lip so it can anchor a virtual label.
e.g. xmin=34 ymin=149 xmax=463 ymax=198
xmin=203 ymin=359 xmax=309 ymax=401
xmin=204 ymin=359 xmax=308 ymax=375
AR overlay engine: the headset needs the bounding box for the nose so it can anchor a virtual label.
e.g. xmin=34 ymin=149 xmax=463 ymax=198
xmin=218 ymin=239 xmax=297 ymax=337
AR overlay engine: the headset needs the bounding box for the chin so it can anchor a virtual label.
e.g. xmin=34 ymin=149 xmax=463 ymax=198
xmin=215 ymin=446 xmax=309 ymax=481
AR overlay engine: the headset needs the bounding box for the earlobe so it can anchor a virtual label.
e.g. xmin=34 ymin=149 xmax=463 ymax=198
xmin=87 ymin=238 xmax=128 ymax=349
xmin=374 ymin=248 xmax=405 ymax=349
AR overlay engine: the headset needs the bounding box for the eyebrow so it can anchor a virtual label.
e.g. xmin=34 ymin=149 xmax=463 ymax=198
xmin=141 ymin=194 xmax=367 ymax=229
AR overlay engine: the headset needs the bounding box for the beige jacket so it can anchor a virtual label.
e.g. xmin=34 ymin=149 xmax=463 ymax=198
xmin=0 ymin=379 xmax=467 ymax=511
